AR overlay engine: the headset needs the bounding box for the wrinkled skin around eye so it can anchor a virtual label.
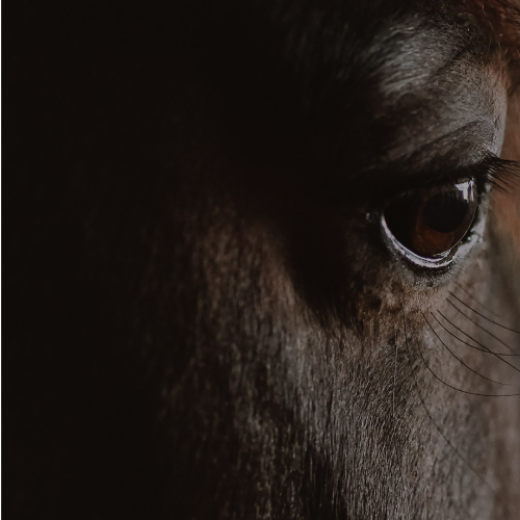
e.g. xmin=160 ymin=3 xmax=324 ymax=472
xmin=5 ymin=1 xmax=520 ymax=520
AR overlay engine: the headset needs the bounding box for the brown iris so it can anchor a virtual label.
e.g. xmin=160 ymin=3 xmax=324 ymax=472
xmin=383 ymin=180 xmax=477 ymax=258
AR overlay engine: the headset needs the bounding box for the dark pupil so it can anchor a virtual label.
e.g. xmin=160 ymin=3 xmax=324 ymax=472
xmin=422 ymin=191 xmax=469 ymax=233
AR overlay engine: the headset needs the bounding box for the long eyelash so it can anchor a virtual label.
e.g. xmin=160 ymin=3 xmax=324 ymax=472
xmin=480 ymin=153 xmax=520 ymax=193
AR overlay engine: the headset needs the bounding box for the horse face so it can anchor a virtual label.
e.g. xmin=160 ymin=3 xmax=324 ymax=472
xmin=6 ymin=0 xmax=520 ymax=518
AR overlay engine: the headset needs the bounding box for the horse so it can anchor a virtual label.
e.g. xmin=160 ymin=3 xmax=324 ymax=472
xmin=5 ymin=0 xmax=520 ymax=518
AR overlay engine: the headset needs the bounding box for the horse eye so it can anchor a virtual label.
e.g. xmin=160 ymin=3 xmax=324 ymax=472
xmin=382 ymin=179 xmax=478 ymax=262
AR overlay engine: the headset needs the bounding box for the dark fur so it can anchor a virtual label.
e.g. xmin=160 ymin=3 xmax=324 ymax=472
xmin=5 ymin=1 xmax=520 ymax=518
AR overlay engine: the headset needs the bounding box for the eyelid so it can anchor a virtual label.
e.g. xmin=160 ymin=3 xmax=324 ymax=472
xmin=386 ymin=155 xmax=501 ymax=191
xmin=371 ymin=153 xmax=518 ymax=208
xmin=317 ymin=153 xmax=519 ymax=218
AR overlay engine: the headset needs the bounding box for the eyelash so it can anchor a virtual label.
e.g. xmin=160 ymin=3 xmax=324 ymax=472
xmin=379 ymin=154 xmax=519 ymax=205
xmin=476 ymin=155 xmax=520 ymax=194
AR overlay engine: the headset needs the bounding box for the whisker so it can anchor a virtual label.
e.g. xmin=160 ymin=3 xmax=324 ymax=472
xmin=403 ymin=317 xmax=497 ymax=496
xmin=447 ymin=300 xmax=519 ymax=354
xmin=454 ymin=282 xmax=502 ymax=318
xmin=417 ymin=313 xmax=520 ymax=397
xmin=435 ymin=313 xmax=514 ymax=355
xmin=449 ymin=290 xmax=520 ymax=335
xmin=437 ymin=312 xmax=520 ymax=375
xmin=425 ymin=312 xmax=512 ymax=386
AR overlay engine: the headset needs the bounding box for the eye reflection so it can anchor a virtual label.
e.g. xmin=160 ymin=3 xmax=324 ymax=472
xmin=383 ymin=179 xmax=477 ymax=259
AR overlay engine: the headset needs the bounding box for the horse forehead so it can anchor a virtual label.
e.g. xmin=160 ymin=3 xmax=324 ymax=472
xmin=264 ymin=5 xmax=508 ymax=160
xmin=367 ymin=20 xmax=509 ymax=160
